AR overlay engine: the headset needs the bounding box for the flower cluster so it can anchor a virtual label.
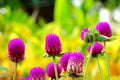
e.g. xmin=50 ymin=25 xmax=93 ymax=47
xmin=21 ymin=67 xmax=45 ymax=80
xmin=80 ymin=21 xmax=112 ymax=80
xmin=80 ymin=21 xmax=112 ymax=56
xmin=7 ymin=21 xmax=113 ymax=80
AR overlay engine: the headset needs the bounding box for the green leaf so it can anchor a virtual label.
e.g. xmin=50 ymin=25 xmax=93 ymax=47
xmin=92 ymin=54 xmax=98 ymax=58
xmin=0 ymin=66 xmax=9 ymax=72
xmin=99 ymin=52 xmax=105 ymax=56
xmin=56 ymin=53 xmax=64 ymax=57
xmin=54 ymin=0 xmax=71 ymax=22
xmin=54 ymin=0 xmax=75 ymax=34
xmin=95 ymin=35 xmax=109 ymax=42
xmin=43 ymin=54 xmax=52 ymax=58
xmin=95 ymin=34 xmax=116 ymax=42
xmin=107 ymin=36 xmax=117 ymax=41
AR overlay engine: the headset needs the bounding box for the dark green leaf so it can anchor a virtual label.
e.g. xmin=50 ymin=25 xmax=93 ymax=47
xmin=56 ymin=53 xmax=64 ymax=57
xmin=92 ymin=54 xmax=98 ymax=58
xmin=43 ymin=54 xmax=52 ymax=58
xmin=84 ymin=32 xmax=94 ymax=43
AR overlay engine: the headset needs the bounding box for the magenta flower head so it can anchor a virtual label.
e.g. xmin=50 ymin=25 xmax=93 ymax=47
xmin=60 ymin=52 xmax=72 ymax=72
xmin=8 ymin=38 xmax=25 ymax=63
xmin=45 ymin=33 xmax=62 ymax=55
xmin=46 ymin=62 xmax=62 ymax=79
xmin=67 ymin=52 xmax=84 ymax=75
xmin=96 ymin=22 xmax=112 ymax=37
xmin=88 ymin=42 xmax=103 ymax=56
xmin=80 ymin=28 xmax=89 ymax=41
xmin=28 ymin=67 xmax=45 ymax=80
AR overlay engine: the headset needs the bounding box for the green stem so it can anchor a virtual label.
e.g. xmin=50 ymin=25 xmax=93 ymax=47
xmin=84 ymin=43 xmax=93 ymax=80
xmin=97 ymin=56 xmax=102 ymax=80
xmin=53 ymin=56 xmax=58 ymax=80
xmin=13 ymin=63 xmax=17 ymax=80
xmin=72 ymin=76 xmax=75 ymax=80
xmin=104 ymin=41 xmax=110 ymax=80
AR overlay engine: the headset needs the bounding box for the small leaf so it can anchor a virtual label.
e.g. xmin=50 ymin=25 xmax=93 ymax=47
xmin=95 ymin=35 xmax=109 ymax=42
xmin=56 ymin=53 xmax=64 ymax=57
xmin=43 ymin=54 xmax=52 ymax=58
xmin=0 ymin=66 xmax=9 ymax=72
xmin=99 ymin=51 xmax=105 ymax=55
xmin=95 ymin=34 xmax=116 ymax=42
xmin=107 ymin=36 xmax=117 ymax=41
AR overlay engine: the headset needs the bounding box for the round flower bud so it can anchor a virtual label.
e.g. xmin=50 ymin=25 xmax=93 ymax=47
xmin=28 ymin=67 xmax=45 ymax=80
xmin=80 ymin=28 xmax=94 ymax=43
xmin=46 ymin=62 xmax=62 ymax=79
xmin=45 ymin=34 xmax=62 ymax=55
xmin=88 ymin=42 xmax=103 ymax=56
xmin=96 ymin=22 xmax=112 ymax=37
xmin=60 ymin=52 xmax=72 ymax=72
xmin=8 ymin=38 xmax=25 ymax=63
xmin=67 ymin=52 xmax=84 ymax=75
xmin=84 ymin=32 xmax=94 ymax=43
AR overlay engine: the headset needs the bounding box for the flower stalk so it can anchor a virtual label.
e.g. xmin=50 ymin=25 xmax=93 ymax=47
xmin=104 ymin=41 xmax=110 ymax=80
xmin=84 ymin=42 xmax=93 ymax=80
xmin=53 ymin=56 xmax=58 ymax=80
xmin=97 ymin=56 xmax=102 ymax=80
xmin=13 ymin=63 xmax=17 ymax=80
xmin=83 ymin=49 xmax=92 ymax=80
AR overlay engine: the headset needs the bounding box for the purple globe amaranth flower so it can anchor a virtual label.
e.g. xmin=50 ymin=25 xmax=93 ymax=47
xmin=8 ymin=38 xmax=25 ymax=63
xmin=67 ymin=52 xmax=84 ymax=75
xmin=88 ymin=42 xmax=103 ymax=55
xmin=46 ymin=62 xmax=62 ymax=79
xmin=45 ymin=33 xmax=62 ymax=55
xmin=60 ymin=52 xmax=72 ymax=72
xmin=80 ymin=28 xmax=89 ymax=41
xmin=96 ymin=22 xmax=112 ymax=37
xmin=28 ymin=67 xmax=45 ymax=80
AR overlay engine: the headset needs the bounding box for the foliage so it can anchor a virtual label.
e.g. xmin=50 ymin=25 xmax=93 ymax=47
xmin=0 ymin=0 xmax=120 ymax=80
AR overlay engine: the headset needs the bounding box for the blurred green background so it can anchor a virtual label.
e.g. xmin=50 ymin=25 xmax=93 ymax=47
xmin=0 ymin=0 xmax=120 ymax=80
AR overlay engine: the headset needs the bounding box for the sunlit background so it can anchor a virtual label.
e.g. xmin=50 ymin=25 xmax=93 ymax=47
xmin=0 ymin=0 xmax=120 ymax=80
